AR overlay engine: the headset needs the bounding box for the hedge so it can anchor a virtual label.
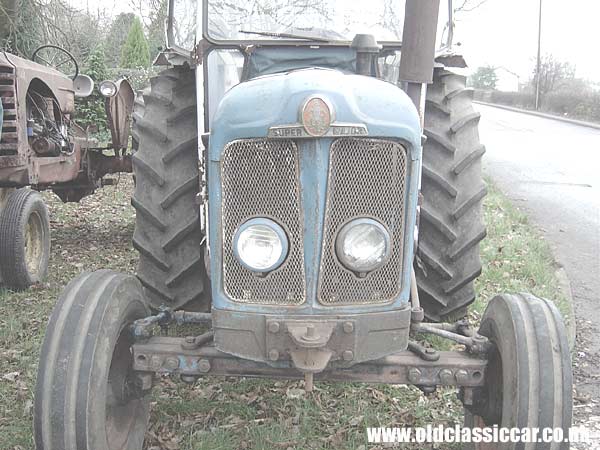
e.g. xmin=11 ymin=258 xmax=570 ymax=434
xmin=474 ymin=89 xmax=600 ymax=123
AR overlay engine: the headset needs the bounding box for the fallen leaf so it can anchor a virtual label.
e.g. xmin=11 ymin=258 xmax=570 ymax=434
xmin=2 ymin=372 xmax=20 ymax=382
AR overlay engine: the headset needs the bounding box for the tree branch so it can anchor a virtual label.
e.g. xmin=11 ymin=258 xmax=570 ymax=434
xmin=455 ymin=0 xmax=491 ymax=13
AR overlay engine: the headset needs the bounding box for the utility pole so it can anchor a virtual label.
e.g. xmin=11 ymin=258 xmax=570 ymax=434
xmin=535 ymin=0 xmax=543 ymax=110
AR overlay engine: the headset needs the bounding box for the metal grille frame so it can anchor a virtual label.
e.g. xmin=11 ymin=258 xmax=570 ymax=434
xmin=0 ymin=65 xmax=18 ymax=155
xmin=221 ymin=139 xmax=306 ymax=305
xmin=318 ymin=138 xmax=409 ymax=305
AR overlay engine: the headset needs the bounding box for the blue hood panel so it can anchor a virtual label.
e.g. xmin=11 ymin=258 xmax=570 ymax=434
xmin=210 ymin=68 xmax=421 ymax=158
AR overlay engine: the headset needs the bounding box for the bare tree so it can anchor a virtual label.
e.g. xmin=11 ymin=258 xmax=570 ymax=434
xmin=378 ymin=0 xmax=404 ymax=40
xmin=439 ymin=0 xmax=493 ymax=47
xmin=454 ymin=0 xmax=492 ymax=13
xmin=1 ymin=0 xmax=71 ymax=55
xmin=208 ymin=0 xmax=331 ymax=40
xmin=0 ymin=0 xmax=17 ymax=44
xmin=1 ymin=0 xmax=109 ymax=60
xmin=128 ymin=0 xmax=166 ymax=29
xmin=532 ymin=54 xmax=575 ymax=105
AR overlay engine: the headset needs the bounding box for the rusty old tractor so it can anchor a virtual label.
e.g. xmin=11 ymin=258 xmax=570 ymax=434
xmin=33 ymin=1 xmax=573 ymax=449
xmin=0 ymin=46 xmax=133 ymax=290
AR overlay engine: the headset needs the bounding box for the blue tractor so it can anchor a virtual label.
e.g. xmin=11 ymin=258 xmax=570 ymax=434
xmin=34 ymin=1 xmax=573 ymax=448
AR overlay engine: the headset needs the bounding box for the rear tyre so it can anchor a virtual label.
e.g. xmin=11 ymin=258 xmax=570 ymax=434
xmin=131 ymin=66 xmax=207 ymax=310
xmin=417 ymin=68 xmax=487 ymax=321
xmin=131 ymin=88 xmax=148 ymax=153
xmin=0 ymin=188 xmax=50 ymax=290
xmin=34 ymin=270 xmax=151 ymax=450
xmin=463 ymin=293 xmax=572 ymax=449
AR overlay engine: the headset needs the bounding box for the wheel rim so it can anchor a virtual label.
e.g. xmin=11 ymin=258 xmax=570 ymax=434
xmin=24 ymin=211 xmax=44 ymax=277
xmin=482 ymin=345 xmax=503 ymax=426
xmin=105 ymin=325 xmax=148 ymax=450
xmin=472 ymin=415 xmax=497 ymax=450
xmin=471 ymin=345 xmax=503 ymax=450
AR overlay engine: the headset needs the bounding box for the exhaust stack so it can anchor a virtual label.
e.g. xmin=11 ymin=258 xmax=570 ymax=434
xmin=399 ymin=0 xmax=441 ymax=116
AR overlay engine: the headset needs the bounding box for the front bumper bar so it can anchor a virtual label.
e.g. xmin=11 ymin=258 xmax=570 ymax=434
xmin=132 ymin=338 xmax=486 ymax=387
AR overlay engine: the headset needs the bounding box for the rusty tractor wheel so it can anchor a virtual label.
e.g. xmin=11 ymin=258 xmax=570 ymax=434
xmin=34 ymin=270 xmax=152 ymax=450
xmin=464 ymin=293 xmax=572 ymax=449
xmin=0 ymin=188 xmax=50 ymax=290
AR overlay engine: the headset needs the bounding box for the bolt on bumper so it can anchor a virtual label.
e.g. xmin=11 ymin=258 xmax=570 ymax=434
xmin=210 ymin=307 xmax=413 ymax=372
xmin=132 ymin=337 xmax=487 ymax=387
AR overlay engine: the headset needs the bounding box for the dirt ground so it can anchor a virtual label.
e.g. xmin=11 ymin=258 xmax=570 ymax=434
xmin=572 ymin=318 xmax=600 ymax=449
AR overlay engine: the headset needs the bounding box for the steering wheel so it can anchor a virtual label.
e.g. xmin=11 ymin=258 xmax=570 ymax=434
xmin=32 ymin=45 xmax=79 ymax=80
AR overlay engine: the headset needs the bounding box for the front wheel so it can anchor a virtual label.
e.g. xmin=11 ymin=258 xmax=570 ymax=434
xmin=34 ymin=270 xmax=152 ymax=450
xmin=464 ymin=293 xmax=572 ymax=449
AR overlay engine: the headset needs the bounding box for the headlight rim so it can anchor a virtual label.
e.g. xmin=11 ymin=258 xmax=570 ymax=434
xmin=98 ymin=80 xmax=118 ymax=98
xmin=233 ymin=217 xmax=289 ymax=273
xmin=334 ymin=217 xmax=392 ymax=274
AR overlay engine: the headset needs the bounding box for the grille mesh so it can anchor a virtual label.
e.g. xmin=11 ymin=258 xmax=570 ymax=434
xmin=0 ymin=65 xmax=17 ymax=155
xmin=221 ymin=139 xmax=306 ymax=304
xmin=318 ymin=138 xmax=408 ymax=305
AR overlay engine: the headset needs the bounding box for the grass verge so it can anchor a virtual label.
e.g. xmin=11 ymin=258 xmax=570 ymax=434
xmin=474 ymin=179 xmax=569 ymax=320
xmin=0 ymin=176 xmax=568 ymax=449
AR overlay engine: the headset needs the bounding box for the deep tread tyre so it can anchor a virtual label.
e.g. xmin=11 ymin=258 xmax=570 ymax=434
xmin=465 ymin=293 xmax=572 ymax=449
xmin=131 ymin=67 xmax=207 ymax=310
xmin=34 ymin=270 xmax=151 ymax=450
xmin=417 ymin=68 xmax=487 ymax=321
xmin=0 ymin=188 xmax=50 ymax=290
xmin=131 ymin=88 xmax=148 ymax=152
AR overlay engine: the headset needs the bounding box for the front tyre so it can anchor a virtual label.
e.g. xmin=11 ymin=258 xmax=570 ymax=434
xmin=34 ymin=270 xmax=151 ymax=450
xmin=464 ymin=293 xmax=572 ymax=449
xmin=0 ymin=188 xmax=50 ymax=290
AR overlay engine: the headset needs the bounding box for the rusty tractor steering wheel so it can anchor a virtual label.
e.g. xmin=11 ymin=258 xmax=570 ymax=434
xmin=32 ymin=45 xmax=79 ymax=80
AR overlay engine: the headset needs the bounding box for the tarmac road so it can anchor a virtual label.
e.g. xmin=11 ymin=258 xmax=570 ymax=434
xmin=477 ymin=103 xmax=600 ymax=424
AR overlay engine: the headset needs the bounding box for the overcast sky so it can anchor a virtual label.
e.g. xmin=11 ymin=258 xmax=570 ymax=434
xmin=73 ymin=0 xmax=598 ymax=82
xmin=455 ymin=0 xmax=598 ymax=82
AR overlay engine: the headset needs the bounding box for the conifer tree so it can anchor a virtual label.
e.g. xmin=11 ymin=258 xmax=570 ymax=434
xmin=120 ymin=17 xmax=150 ymax=69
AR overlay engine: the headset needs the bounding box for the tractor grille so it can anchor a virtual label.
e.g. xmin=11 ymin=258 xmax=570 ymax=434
xmin=221 ymin=139 xmax=306 ymax=305
xmin=318 ymin=138 xmax=408 ymax=305
xmin=0 ymin=65 xmax=18 ymax=155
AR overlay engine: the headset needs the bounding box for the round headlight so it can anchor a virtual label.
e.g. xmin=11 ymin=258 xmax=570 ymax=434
xmin=335 ymin=218 xmax=391 ymax=273
xmin=234 ymin=219 xmax=288 ymax=273
xmin=99 ymin=80 xmax=117 ymax=98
